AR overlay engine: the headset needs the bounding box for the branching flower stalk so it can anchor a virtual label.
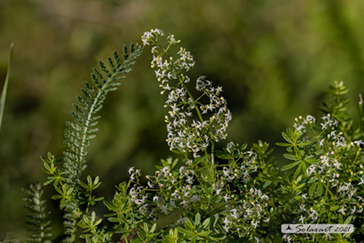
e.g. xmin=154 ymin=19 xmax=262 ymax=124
xmin=142 ymin=29 xmax=232 ymax=161
xmin=139 ymin=29 xmax=271 ymax=242
xmin=142 ymin=28 xmax=233 ymax=220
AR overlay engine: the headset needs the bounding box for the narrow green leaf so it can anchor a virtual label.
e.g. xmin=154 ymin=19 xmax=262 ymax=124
xmin=281 ymin=161 xmax=300 ymax=171
xmin=197 ymin=231 xmax=212 ymax=237
xmin=202 ymin=218 xmax=210 ymax=228
xmin=43 ymin=180 xmax=53 ymax=186
xmin=344 ymin=216 xmax=352 ymax=225
xmin=215 ymin=150 xmax=231 ymax=159
xmin=296 ymin=183 xmax=305 ymax=190
xmin=263 ymin=180 xmax=272 ymax=188
xmin=212 ymin=214 xmax=219 ymax=227
xmin=297 ymin=141 xmax=311 ymax=147
xmin=184 ymin=217 xmax=193 ymax=228
xmin=282 ymin=131 xmax=293 ymax=144
xmin=317 ymin=182 xmax=323 ymax=196
xmin=150 ymin=223 xmax=156 ymax=233
xmin=177 ymin=227 xmax=192 ymax=235
xmin=283 ymin=153 xmax=297 ymax=161
xmin=107 ymin=217 xmax=123 ymax=223
xmin=170 ymin=149 xmax=185 ymax=155
xmin=330 ymin=205 xmax=339 ymax=211
xmin=276 ymin=142 xmax=292 ymax=147
xmin=0 ymin=43 xmax=13 ymax=132
xmin=171 ymin=158 xmax=179 ymax=169
xmin=209 ymin=234 xmax=226 ymax=240
xmin=306 ymin=159 xmax=319 ymax=164
xmin=96 ymin=218 xmax=102 ymax=225
xmin=308 ymin=182 xmax=317 ymax=196
xmin=143 ymin=222 xmax=148 ymax=232
xmin=195 ymin=213 xmax=201 ymax=226
xmin=293 ymin=163 xmax=302 ymax=178
xmin=91 ymin=211 xmax=96 ymax=222
xmin=301 ymin=161 xmax=307 ymax=175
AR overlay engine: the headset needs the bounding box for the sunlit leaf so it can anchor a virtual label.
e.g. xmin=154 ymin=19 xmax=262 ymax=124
xmin=0 ymin=43 xmax=13 ymax=132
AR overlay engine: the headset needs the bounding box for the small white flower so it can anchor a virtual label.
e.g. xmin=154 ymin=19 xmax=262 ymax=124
xmin=181 ymin=199 xmax=189 ymax=208
xmin=216 ymin=188 xmax=222 ymax=195
xmin=319 ymin=138 xmax=325 ymax=147
xmin=351 ymin=206 xmax=356 ymax=214
xmin=298 ymin=215 xmax=305 ymax=223
xmin=190 ymin=195 xmax=200 ymax=203
xmin=251 ymin=220 xmax=258 ymax=229
xmin=245 ymin=208 xmax=253 ymax=216
xmin=306 ymin=115 xmax=316 ymax=123
xmin=139 ymin=203 xmax=149 ymax=212
xmin=358 ymin=177 xmax=364 ymax=185
xmin=338 ymin=205 xmax=346 ymax=214
xmin=161 ymin=205 xmax=168 ymax=214
xmin=223 ymin=194 xmax=231 ymax=202
xmin=186 ymin=176 xmax=194 ymax=184
xmin=223 ymin=217 xmax=230 ymax=225
xmin=128 ymin=167 xmax=134 ymax=174
xmin=177 ymin=217 xmax=185 ymax=225
xmin=151 ymin=46 xmax=159 ymax=54
xmin=147 ymin=181 xmax=154 ymax=188
xmin=170 ymin=200 xmax=177 ymax=208
xmin=231 ymin=209 xmax=239 ymax=219
xmin=223 ymin=224 xmax=230 ymax=232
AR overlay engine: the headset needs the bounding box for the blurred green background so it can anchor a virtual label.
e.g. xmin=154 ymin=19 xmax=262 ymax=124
xmin=1 ymin=0 xmax=364 ymax=239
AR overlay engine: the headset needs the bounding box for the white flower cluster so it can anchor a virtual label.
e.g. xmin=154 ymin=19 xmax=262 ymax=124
xmin=128 ymin=166 xmax=141 ymax=181
xmin=293 ymin=115 xmax=316 ymax=134
xmin=222 ymin=154 xmax=258 ymax=183
xmin=289 ymin=111 xmax=364 ymax=241
xmin=223 ymin=187 xmax=270 ymax=239
xmin=141 ymin=28 xmax=165 ymax=46
xmin=142 ymin=28 xmax=232 ymax=157
xmin=129 ymin=185 xmax=147 ymax=206
xmin=143 ymin=163 xmax=201 ymax=214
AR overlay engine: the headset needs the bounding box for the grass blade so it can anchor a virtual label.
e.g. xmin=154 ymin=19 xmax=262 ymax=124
xmin=0 ymin=43 xmax=14 ymax=131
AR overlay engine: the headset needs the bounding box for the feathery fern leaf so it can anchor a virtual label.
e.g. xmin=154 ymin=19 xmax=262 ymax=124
xmin=61 ymin=43 xmax=143 ymax=241
xmin=63 ymin=43 xmax=143 ymax=186
xmin=23 ymin=184 xmax=52 ymax=243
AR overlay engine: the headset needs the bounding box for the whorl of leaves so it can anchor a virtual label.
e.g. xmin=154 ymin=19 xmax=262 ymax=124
xmin=23 ymin=184 xmax=52 ymax=243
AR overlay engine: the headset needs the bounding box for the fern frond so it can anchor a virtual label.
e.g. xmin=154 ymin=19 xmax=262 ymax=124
xmin=63 ymin=43 xmax=143 ymax=185
xmin=61 ymin=43 xmax=143 ymax=241
xmin=23 ymin=184 xmax=52 ymax=242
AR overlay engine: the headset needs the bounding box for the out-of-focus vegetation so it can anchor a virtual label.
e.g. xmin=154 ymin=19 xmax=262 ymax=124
xmin=1 ymin=0 xmax=364 ymax=239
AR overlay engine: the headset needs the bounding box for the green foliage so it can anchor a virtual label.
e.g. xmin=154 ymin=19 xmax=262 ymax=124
xmin=63 ymin=43 xmax=144 ymax=187
xmin=276 ymin=81 xmax=364 ymax=242
xmin=2 ymin=29 xmax=364 ymax=242
xmin=22 ymin=184 xmax=52 ymax=242
xmin=60 ymin=43 xmax=143 ymax=241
